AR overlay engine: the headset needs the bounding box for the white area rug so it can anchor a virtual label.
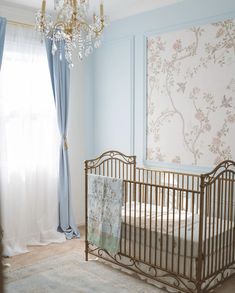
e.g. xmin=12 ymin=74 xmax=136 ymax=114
xmin=4 ymin=251 xmax=166 ymax=293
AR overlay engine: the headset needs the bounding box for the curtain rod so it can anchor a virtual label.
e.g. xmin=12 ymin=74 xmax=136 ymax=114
xmin=7 ymin=20 xmax=35 ymax=29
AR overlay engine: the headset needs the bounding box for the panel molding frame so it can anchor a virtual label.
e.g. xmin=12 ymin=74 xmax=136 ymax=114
xmin=141 ymin=11 xmax=235 ymax=173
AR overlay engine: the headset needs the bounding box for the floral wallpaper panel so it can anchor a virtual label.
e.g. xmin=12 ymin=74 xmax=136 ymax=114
xmin=147 ymin=19 xmax=235 ymax=167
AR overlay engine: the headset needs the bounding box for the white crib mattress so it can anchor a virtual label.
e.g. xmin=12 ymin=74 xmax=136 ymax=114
xmin=121 ymin=202 xmax=234 ymax=258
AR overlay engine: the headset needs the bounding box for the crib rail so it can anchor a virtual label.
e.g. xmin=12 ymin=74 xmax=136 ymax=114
xmin=136 ymin=167 xmax=201 ymax=213
xmin=137 ymin=167 xmax=200 ymax=191
xmin=85 ymin=150 xmax=136 ymax=181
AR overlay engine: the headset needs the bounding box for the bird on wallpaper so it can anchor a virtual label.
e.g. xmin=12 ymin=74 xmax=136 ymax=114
xmin=177 ymin=82 xmax=187 ymax=93
xmin=221 ymin=95 xmax=232 ymax=108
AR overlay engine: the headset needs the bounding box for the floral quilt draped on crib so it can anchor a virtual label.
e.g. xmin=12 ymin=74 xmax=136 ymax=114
xmin=88 ymin=174 xmax=123 ymax=254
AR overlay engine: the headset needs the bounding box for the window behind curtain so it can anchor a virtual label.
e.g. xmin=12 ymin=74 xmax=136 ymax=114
xmin=0 ymin=25 xmax=65 ymax=257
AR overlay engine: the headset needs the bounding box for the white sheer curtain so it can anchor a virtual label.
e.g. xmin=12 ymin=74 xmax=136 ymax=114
xmin=0 ymin=24 xmax=65 ymax=256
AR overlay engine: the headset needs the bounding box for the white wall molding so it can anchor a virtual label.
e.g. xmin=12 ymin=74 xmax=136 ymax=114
xmin=142 ymin=12 xmax=235 ymax=173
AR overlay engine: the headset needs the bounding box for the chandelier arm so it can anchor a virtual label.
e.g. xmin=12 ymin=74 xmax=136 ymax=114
xmin=80 ymin=20 xmax=105 ymax=34
xmin=93 ymin=21 xmax=105 ymax=34
xmin=50 ymin=19 xmax=105 ymax=35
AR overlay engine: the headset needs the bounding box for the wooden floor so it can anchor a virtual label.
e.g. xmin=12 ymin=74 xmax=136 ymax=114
xmin=2 ymin=227 xmax=235 ymax=293
xmin=3 ymin=232 xmax=83 ymax=270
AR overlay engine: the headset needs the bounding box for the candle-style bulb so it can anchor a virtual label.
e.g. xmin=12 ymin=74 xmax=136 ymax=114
xmin=100 ymin=1 xmax=104 ymax=18
xmin=41 ymin=0 xmax=46 ymax=14
xmin=73 ymin=0 xmax=77 ymax=9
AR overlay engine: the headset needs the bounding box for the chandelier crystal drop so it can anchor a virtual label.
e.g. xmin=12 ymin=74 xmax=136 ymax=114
xmin=35 ymin=0 xmax=108 ymax=67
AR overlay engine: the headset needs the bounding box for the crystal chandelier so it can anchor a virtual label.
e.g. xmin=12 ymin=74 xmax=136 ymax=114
xmin=35 ymin=0 xmax=108 ymax=67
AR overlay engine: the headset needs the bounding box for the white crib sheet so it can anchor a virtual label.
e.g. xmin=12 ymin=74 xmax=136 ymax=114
xmin=121 ymin=202 xmax=234 ymax=258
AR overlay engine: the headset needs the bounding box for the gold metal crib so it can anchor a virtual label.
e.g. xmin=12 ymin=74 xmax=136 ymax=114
xmin=85 ymin=150 xmax=235 ymax=293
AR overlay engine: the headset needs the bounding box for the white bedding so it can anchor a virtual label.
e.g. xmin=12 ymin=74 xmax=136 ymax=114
xmin=121 ymin=202 xmax=234 ymax=258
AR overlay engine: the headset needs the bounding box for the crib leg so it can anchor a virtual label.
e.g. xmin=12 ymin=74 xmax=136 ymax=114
xmin=85 ymin=240 xmax=88 ymax=261
xmin=196 ymin=282 xmax=202 ymax=293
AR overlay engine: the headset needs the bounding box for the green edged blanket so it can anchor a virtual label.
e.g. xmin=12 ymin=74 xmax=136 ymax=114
xmin=88 ymin=174 xmax=123 ymax=255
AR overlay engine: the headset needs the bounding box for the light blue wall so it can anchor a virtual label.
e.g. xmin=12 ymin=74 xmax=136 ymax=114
xmin=93 ymin=36 xmax=134 ymax=155
xmin=91 ymin=0 xmax=235 ymax=172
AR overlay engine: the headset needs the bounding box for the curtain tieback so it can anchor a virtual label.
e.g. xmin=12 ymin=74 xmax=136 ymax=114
xmin=63 ymin=136 xmax=68 ymax=150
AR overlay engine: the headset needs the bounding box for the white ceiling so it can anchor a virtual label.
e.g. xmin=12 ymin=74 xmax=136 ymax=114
xmin=1 ymin=0 xmax=182 ymax=21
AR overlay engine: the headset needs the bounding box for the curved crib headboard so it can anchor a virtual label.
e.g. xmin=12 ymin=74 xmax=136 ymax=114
xmin=85 ymin=150 xmax=136 ymax=181
xmin=201 ymin=159 xmax=235 ymax=222
xmin=203 ymin=160 xmax=235 ymax=186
